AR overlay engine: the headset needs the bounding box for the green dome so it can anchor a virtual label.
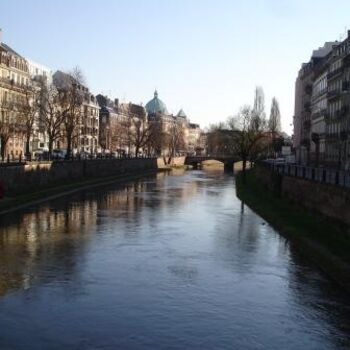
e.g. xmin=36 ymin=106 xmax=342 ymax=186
xmin=145 ymin=90 xmax=168 ymax=115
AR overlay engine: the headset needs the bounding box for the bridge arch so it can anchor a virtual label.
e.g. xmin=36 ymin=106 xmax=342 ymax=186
xmin=184 ymin=156 xmax=239 ymax=172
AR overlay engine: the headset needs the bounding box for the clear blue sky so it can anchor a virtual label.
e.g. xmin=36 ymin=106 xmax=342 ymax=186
xmin=1 ymin=0 xmax=350 ymax=133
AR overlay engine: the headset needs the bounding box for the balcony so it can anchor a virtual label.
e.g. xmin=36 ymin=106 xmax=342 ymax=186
xmin=311 ymin=133 xmax=320 ymax=143
xmin=311 ymin=111 xmax=321 ymax=120
xmin=343 ymin=55 xmax=350 ymax=68
xmin=342 ymin=81 xmax=350 ymax=91
xmin=327 ymin=67 xmax=343 ymax=81
xmin=303 ymin=102 xmax=311 ymax=112
xmin=335 ymin=105 xmax=349 ymax=118
xmin=0 ymin=76 xmax=28 ymax=92
xmin=327 ymin=89 xmax=340 ymax=100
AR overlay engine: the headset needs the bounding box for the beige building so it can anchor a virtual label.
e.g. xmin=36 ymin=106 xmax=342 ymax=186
xmin=26 ymin=59 xmax=53 ymax=155
xmin=80 ymin=93 xmax=99 ymax=154
xmin=53 ymin=71 xmax=99 ymax=156
xmin=145 ymin=91 xmax=202 ymax=156
xmin=0 ymin=31 xmax=30 ymax=160
xmin=187 ymin=122 xmax=201 ymax=155
xmin=97 ymin=95 xmax=146 ymax=156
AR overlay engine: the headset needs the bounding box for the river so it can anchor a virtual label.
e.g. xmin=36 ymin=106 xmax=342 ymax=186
xmin=0 ymin=169 xmax=349 ymax=349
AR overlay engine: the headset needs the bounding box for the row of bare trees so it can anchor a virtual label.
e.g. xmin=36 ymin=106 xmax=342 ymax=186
xmin=1 ymin=65 xmax=188 ymax=161
xmin=207 ymin=87 xmax=283 ymax=178
xmin=0 ymin=68 xmax=88 ymax=160
xmin=110 ymin=114 xmax=185 ymax=159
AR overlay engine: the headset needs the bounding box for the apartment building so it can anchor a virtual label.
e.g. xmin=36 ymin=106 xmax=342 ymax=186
xmin=0 ymin=30 xmax=30 ymax=159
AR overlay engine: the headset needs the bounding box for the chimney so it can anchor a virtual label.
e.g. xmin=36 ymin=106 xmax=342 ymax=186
xmin=348 ymin=30 xmax=350 ymax=39
xmin=114 ymin=98 xmax=119 ymax=107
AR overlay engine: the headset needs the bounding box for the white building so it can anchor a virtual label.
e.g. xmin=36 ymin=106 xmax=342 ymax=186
xmin=26 ymin=59 xmax=53 ymax=155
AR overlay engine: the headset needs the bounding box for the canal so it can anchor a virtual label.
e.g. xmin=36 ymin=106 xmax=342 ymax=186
xmin=0 ymin=169 xmax=349 ymax=349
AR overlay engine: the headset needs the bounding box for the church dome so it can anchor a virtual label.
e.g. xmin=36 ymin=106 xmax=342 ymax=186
xmin=145 ymin=90 xmax=168 ymax=115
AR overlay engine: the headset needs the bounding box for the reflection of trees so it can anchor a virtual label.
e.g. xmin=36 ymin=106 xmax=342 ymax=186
xmin=0 ymin=171 xmax=207 ymax=298
xmin=286 ymin=244 xmax=350 ymax=349
xmin=0 ymin=199 xmax=97 ymax=296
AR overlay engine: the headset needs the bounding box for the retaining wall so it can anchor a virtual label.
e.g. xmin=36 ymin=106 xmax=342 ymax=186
xmin=0 ymin=158 xmax=158 ymax=194
xmin=254 ymin=164 xmax=350 ymax=226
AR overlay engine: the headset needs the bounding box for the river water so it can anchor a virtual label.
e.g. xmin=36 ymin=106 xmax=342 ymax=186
xmin=0 ymin=169 xmax=349 ymax=349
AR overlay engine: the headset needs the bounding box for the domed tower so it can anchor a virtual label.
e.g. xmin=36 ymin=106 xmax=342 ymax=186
xmin=176 ymin=109 xmax=187 ymax=119
xmin=145 ymin=90 xmax=169 ymax=115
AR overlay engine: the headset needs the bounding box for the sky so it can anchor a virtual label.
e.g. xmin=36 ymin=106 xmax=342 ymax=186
xmin=1 ymin=0 xmax=350 ymax=134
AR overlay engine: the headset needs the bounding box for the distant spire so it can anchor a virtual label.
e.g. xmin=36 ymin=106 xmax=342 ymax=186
xmin=154 ymin=90 xmax=158 ymax=98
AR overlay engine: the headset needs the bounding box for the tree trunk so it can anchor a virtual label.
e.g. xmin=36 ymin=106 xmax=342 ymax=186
xmin=242 ymin=158 xmax=247 ymax=184
xmin=48 ymin=139 xmax=54 ymax=160
xmin=25 ymin=133 xmax=31 ymax=159
xmin=66 ymin=134 xmax=72 ymax=159
xmin=1 ymin=138 xmax=7 ymax=161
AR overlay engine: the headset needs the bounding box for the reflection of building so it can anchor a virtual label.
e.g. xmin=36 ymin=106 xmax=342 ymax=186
xmin=0 ymin=30 xmax=30 ymax=159
xmin=0 ymin=199 xmax=97 ymax=296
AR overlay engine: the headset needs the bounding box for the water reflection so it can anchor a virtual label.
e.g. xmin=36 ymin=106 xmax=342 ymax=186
xmin=0 ymin=170 xmax=349 ymax=349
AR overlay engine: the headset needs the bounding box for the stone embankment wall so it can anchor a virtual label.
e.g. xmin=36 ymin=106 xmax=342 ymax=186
xmin=0 ymin=158 xmax=157 ymax=194
xmin=254 ymin=164 xmax=350 ymax=226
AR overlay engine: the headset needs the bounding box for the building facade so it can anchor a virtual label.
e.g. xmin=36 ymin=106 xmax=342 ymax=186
xmin=145 ymin=90 xmax=202 ymax=156
xmin=293 ymin=40 xmax=346 ymax=168
xmin=26 ymin=59 xmax=53 ymax=155
xmin=53 ymin=70 xmax=99 ymax=156
xmin=0 ymin=31 xmax=30 ymax=160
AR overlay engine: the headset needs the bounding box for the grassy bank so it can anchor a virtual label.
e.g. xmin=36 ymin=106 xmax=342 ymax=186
xmin=0 ymin=169 xmax=158 ymax=215
xmin=236 ymin=168 xmax=350 ymax=292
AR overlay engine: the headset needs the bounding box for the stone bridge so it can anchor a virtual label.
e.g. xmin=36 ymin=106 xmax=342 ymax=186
xmin=185 ymin=155 xmax=240 ymax=172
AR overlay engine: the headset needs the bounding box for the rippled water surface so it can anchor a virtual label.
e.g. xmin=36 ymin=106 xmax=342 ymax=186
xmin=0 ymin=169 xmax=349 ymax=349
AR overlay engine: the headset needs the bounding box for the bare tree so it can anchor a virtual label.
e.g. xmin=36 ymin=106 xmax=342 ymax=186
xmin=0 ymin=97 xmax=18 ymax=160
xmin=269 ymin=97 xmax=281 ymax=133
xmin=54 ymin=68 xmax=85 ymax=159
xmin=268 ymin=97 xmax=282 ymax=155
xmin=41 ymin=84 xmax=66 ymax=157
xmin=110 ymin=117 xmax=129 ymax=154
xmin=128 ymin=112 xmax=157 ymax=156
xmin=165 ymin=121 xmax=185 ymax=163
xmin=252 ymin=86 xmax=267 ymax=131
xmin=206 ymin=122 xmax=233 ymax=156
xmin=144 ymin=120 xmax=163 ymax=157
xmin=228 ymin=105 xmax=267 ymax=180
xmin=18 ymin=85 xmax=41 ymax=159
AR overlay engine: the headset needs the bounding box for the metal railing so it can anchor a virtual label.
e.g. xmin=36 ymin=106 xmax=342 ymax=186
xmin=262 ymin=161 xmax=350 ymax=188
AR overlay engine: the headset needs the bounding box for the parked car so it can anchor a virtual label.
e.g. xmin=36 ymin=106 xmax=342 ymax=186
xmin=79 ymin=151 xmax=91 ymax=160
xmin=52 ymin=149 xmax=67 ymax=159
xmin=34 ymin=150 xmax=49 ymax=161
